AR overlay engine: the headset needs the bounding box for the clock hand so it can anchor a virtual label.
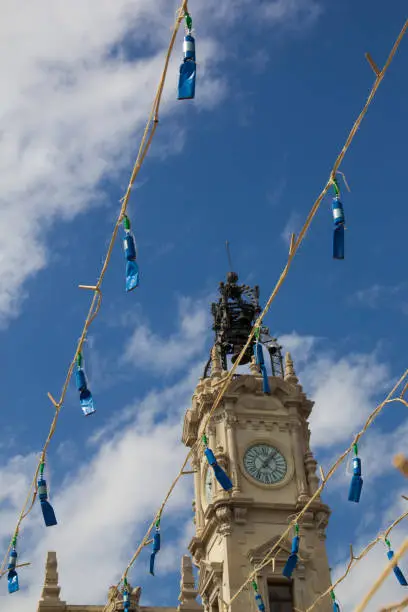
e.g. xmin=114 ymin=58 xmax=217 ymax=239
xmin=264 ymin=452 xmax=277 ymax=468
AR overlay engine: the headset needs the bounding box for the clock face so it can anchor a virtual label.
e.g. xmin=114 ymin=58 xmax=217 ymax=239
xmin=243 ymin=444 xmax=287 ymax=485
xmin=204 ymin=468 xmax=213 ymax=504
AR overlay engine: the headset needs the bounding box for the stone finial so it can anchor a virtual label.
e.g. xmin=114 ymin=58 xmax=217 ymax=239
xmin=284 ymin=352 xmax=299 ymax=385
xmin=178 ymin=555 xmax=201 ymax=611
xmin=211 ymin=345 xmax=222 ymax=377
xmin=37 ymin=551 xmax=67 ymax=612
xmin=40 ymin=552 xmax=61 ymax=601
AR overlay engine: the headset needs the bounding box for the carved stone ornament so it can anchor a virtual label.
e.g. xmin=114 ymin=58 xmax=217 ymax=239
xmin=215 ymin=505 xmax=233 ymax=536
xmin=315 ymin=510 xmax=330 ymax=539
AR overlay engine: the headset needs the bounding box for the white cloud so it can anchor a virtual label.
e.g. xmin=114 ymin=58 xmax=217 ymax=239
xmin=0 ymin=453 xmax=38 ymax=541
xmin=280 ymin=332 xmax=318 ymax=363
xmin=261 ymin=0 xmax=322 ymax=26
xmin=279 ymin=332 xmax=390 ymax=448
xmin=0 ymin=0 xmax=323 ymax=326
xmin=280 ymin=211 xmax=302 ymax=246
xmin=123 ymin=296 xmax=211 ymax=375
xmin=351 ymin=283 xmax=408 ymax=314
xmin=307 ymin=353 xmax=389 ymax=448
xmin=195 ymin=0 xmax=322 ymax=30
xmin=0 ymin=1 xmax=225 ymax=325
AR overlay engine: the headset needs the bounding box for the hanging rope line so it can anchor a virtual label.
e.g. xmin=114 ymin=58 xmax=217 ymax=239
xmin=299 ymin=508 xmax=408 ymax=612
xmin=101 ymin=20 xmax=408 ymax=611
xmin=380 ymin=596 xmax=408 ymax=612
xmin=0 ymin=0 xmax=190 ymax=581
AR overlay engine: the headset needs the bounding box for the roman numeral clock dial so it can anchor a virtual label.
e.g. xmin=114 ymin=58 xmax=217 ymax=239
xmin=243 ymin=444 xmax=287 ymax=485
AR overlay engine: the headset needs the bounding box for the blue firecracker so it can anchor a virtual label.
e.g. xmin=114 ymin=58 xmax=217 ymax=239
xmin=203 ymin=438 xmax=233 ymax=491
xmin=283 ymin=527 xmax=300 ymax=578
xmin=7 ymin=545 xmax=19 ymax=594
xmin=385 ymin=539 xmax=408 ymax=586
xmin=348 ymin=444 xmax=363 ymax=503
xmin=38 ymin=463 xmax=57 ymax=527
xmin=75 ymin=353 xmax=95 ymax=416
xmin=331 ymin=174 xmax=347 ymax=260
xmin=123 ymin=583 xmax=130 ymax=611
xmin=254 ymin=340 xmax=270 ymax=394
xmin=332 ymin=196 xmax=345 ymax=259
xmin=252 ymin=581 xmax=265 ymax=612
xmin=178 ymin=15 xmax=196 ymax=100
xmin=149 ymin=522 xmax=161 ymax=576
xmin=123 ymin=216 xmax=139 ymax=292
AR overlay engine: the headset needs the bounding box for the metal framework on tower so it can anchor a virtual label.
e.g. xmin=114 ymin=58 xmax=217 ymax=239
xmin=203 ymin=271 xmax=284 ymax=378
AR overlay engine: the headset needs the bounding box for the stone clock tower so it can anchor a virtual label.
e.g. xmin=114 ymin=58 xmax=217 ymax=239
xmin=182 ymin=274 xmax=333 ymax=612
xmin=36 ymin=273 xmax=333 ymax=612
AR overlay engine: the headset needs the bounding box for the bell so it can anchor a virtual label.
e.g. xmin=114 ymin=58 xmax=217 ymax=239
xmin=231 ymin=346 xmax=252 ymax=365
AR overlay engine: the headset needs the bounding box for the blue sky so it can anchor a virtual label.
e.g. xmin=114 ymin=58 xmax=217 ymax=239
xmin=0 ymin=0 xmax=407 ymax=610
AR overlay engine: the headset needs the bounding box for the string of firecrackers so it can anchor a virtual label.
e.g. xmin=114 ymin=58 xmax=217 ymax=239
xmin=100 ymin=19 xmax=408 ymax=610
xmin=294 ymin=509 xmax=408 ymax=612
xmin=0 ymin=0 xmax=191 ymax=587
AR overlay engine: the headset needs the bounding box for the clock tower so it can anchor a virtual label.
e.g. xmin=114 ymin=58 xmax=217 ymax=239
xmin=182 ymin=273 xmax=333 ymax=612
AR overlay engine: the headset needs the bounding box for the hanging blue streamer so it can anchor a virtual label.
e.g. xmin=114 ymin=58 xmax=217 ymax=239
xmin=38 ymin=464 xmax=57 ymax=527
xmin=123 ymin=582 xmax=130 ymax=611
xmin=385 ymin=539 xmax=408 ymax=586
xmin=149 ymin=523 xmax=161 ymax=576
xmin=203 ymin=438 xmax=233 ymax=491
xmin=7 ymin=547 xmax=19 ymax=594
xmin=282 ymin=527 xmax=299 ymax=578
xmin=348 ymin=444 xmax=363 ymax=503
xmin=75 ymin=353 xmax=95 ymax=416
xmin=254 ymin=340 xmax=270 ymax=394
xmin=332 ymin=197 xmax=345 ymax=260
xmin=123 ymin=216 xmax=139 ymax=292
xmin=331 ymin=174 xmax=346 ymax=260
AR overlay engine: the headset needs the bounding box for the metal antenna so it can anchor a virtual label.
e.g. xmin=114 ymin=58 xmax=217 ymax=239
xmin=225 ymin=240 xmax=234 ymax=271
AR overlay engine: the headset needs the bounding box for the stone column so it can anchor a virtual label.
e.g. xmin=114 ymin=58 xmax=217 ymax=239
xmin=192 ymin=453 xmax=204 ymax=533
xmin=304 ymin=451 xmax=320 ymax=496
xmin=288 ymin=406 xmax=309 ymax=503
xmin=225 ymin=410 xmax=241 ymax=493
xmin=208 ymin=422 xmax=216 ymax=450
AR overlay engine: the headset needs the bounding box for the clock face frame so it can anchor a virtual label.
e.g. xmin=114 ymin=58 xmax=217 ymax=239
xmin=243 ymin=443 xmax=287 ymax=486
xmin=204 ymin=467 xmax=213 ymax=505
